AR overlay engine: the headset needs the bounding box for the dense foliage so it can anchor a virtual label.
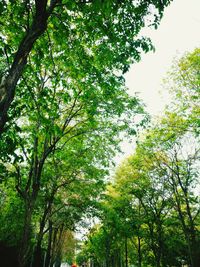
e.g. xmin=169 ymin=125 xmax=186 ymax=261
xmin=78 ymin=49 xmax=200 ymax=267
xmin=0 ymin=1 xmax=173 ymax=267
xmin=0 ymin=0 xmax=171 ymax=132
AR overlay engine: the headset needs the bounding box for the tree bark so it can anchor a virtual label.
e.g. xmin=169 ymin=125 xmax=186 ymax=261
xmin=45 ymin=220 xmax=53 ymax=267
xmin=0 ymin=0 xmax=59 ymax=133
xmin=32 ymin=193 xmax=55 ymax=267
xmin=18 ymin=201 xmax=34 ymax=267
xmin=125 ymin=237 xmax=128 ymax=267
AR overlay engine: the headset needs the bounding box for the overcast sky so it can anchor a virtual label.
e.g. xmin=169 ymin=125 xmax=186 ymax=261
xmin=125 ymin=0 xmax=200 ymax=116
xmin=117 ymin=0 xmax=200 ymax=161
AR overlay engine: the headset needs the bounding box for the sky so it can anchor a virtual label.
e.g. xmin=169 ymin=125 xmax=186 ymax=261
xmin=117 ymin=0 xmax=200 ymax=160
xmin=125 ymin=0 xmax=200 ymax=115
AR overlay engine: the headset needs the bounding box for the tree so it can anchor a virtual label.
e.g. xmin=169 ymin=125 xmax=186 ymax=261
xmin=0 ymin=0 xmax=172 ymax=132
xmin=164 ymin=48 xmax=200 ymax=134
xmin=79 ymin=48 xmax=200 ymax=267
xmin=0 ymin=46 xmax=147 ymax=266
xmin=0 ymin=3 xmax=173 ymax=262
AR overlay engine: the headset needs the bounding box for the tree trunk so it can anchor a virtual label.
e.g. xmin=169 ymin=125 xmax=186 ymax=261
xmin=105 ymin=236 xmax=110 ymax=267
xmin=32 ymin=245 xmax=43 ymax=267
xmin=125 ymin=237 xmax=128 ymax=267
xmin=137 ymin=236 xmax=142 ymax=267
xmin=0 ymin=1 xmax=60 ymax=133
xmin=54 ymin=256 xmax=62 ymax=267
xmin=45 ymin=221 xmax=53 ymax=267
xmin=18 ymin=202 xmax=34 ymax=267
xmin=190 ymin=240 xmax=200 ymax=267
xmin=32 ymin=199 xmax=53 ymax=267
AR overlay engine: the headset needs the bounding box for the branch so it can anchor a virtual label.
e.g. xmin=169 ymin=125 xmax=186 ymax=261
xmin=14 ymin=165 xmax=26 ymax=199
xmin=47 ymin=0 xmax=61 ymax=15
xmin=3 ymin=45 xmax=10 ymax=69
xmin=0 ymin=0 xmax=58 ymax=133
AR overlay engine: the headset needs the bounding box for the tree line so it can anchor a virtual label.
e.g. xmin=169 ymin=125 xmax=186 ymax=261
xmin=0 ymin=1 xmax=172 ymax=267
xmin=77 ymin=49 xmax=200 ymax=267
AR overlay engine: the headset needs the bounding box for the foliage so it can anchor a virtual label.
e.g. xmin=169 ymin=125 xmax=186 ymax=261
xmin=78 ymin=48 xmax=200 ymax=267
xmin=0 ymin=1 xmax=173 ymax=266
xmin=0 ymin=0 xmax=172 ymax=132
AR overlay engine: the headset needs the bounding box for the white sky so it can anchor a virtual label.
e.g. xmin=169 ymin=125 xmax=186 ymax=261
xmin=125 ymin=0 xmax=200 ymax=116
xmin=117 ymin=0 xmax=200 ymax=160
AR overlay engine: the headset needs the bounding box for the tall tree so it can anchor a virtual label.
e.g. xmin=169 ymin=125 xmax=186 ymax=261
xmin=0 ymin=0 xmax=172 ymax=132
xmin=78 ymin=48 xmax=200 ymax=267
xmin=0 ymin=41 xmax=146 ymax=266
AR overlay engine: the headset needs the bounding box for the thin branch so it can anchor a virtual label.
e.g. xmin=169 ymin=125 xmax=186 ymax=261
xmin=3 ymin=46 xmax=10 ymax=69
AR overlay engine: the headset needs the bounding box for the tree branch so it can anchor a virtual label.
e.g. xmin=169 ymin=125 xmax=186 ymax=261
xmin=0 ymin=0 xmax=58 ymax=133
